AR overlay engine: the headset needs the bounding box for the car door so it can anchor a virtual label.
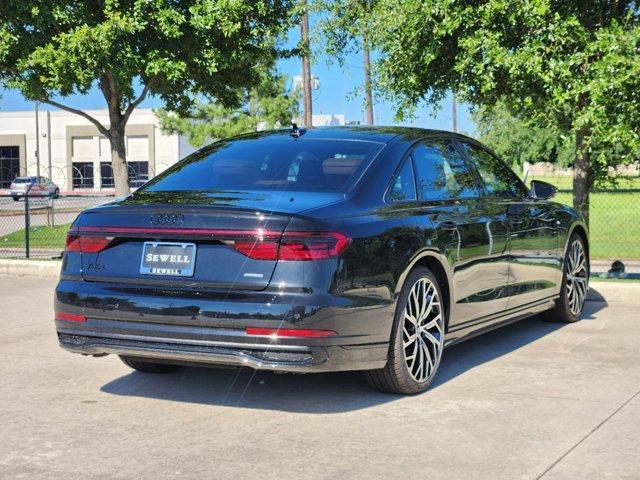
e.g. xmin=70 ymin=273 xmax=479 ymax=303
xmin=411 ymin=138 xmax=510 ymax=330
xmin=457 ymin=141 xmax=560 ymax=310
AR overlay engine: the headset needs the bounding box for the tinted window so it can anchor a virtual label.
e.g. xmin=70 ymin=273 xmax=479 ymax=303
xmin=411 ymin=140 xmax=481 ymax=200
xmin=459 ymin=142 xmax=528 ymax=198
xmin=387 ymin=159 xmax=416 ymax=202
xmin=144 ymin=136 xmax=383 ymax=193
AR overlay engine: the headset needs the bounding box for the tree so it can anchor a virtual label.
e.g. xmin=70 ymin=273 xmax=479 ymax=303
xmin=315 ymin=0 xmax=378 ymax=124
xmin=0 ymin=1 xmax=295 ymax=196
xmin=372 ymin=0 xmax=640 ymax=222
xmin=157 ymin=72 xmax=300 ymax=147
xmin=473 ymin=102 xmax=574 ymax=172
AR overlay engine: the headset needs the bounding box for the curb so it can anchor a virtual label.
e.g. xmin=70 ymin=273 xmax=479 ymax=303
xmin=0 ymin=259 xmax=639 ymax=304
xmin=0 ymin=259 xmax=61 ymax=278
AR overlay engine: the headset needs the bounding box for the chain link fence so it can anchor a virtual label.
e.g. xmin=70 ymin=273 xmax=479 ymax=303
xmin=0 ymin=193 xmax=113 ymax=259
xmin=554 ymin=188 xmax=640 ymax=276
xmin=0 ymin=185 xmax=637 ymax=276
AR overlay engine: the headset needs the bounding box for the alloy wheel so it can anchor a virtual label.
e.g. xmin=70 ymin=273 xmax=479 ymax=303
xmin=403 ymin=277 xmax=444 ymax=383
xmin=566 ymin=239 xmax=588 ymax=315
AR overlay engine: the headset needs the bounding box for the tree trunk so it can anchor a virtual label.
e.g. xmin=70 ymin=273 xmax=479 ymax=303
xmin=573 ymin=124 xmax=592 ymax=225
xmin=109 ymin=127 xmax=130 ymax=197
xmin=363 ymin=37 xmax=374 ymax=125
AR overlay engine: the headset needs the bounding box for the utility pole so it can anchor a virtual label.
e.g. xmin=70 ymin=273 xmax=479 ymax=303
xmin=35 ymin=102 xmax=41 ymax=177
xmin=300 ymin=0 xmax=313 ymax=128
xmin=47 ymin=110 xmax=52 ymax=178
xmin=452 ymin=92 xmax=458 ymax=133
xmin=363 ymin=36 xmax=374 ymax=125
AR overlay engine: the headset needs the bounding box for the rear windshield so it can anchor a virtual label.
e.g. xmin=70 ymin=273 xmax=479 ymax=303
xmin=13 ymin=177 xmax=35 ymax=184
xmin=143 ymin=135 xmax=383 ymax=193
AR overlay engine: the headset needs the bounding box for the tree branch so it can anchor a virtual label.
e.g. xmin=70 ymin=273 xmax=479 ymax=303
xmin=122 ymin=81 xmax=153 ymax=125
xmin=43 ymin=99 xmax=109 ymax=136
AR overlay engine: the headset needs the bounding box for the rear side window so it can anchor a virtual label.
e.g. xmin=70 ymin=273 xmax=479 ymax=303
xmin=386 ymin=159 xmax=416 ymax=202
xmin=458 ymin=142 xmax=528 ymax=198
xmin=143 ymin=135 xmax=383 ymax=193
xmin=411 ymin=140 xmax=481 ymax=200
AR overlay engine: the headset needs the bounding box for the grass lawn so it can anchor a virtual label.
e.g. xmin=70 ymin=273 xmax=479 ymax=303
xmin=551 ymin=191 xmax=640 ymax=261
xmin=527 ymin=174 xmax=640 ymax=190
xmin=0 ymin=224 xmax=70 ymax=249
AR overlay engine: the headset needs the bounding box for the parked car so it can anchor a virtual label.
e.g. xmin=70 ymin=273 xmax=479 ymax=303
xmin=11 ymin=176 xmax=60 ymax=201
xmin=54 ymin=127 xmax=589 ymax=394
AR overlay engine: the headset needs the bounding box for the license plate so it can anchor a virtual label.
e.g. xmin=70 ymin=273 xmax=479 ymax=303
xmin=140 ymin=242 xmax=197 ymax=277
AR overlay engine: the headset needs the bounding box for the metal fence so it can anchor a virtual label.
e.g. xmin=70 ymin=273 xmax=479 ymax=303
xmin=554 ymin=188 xmax=640 ymax=276
xmin=0 ymin=189 xmax=637 ymax=276
xmin=0 ymin=193 xmax=113 ymax=260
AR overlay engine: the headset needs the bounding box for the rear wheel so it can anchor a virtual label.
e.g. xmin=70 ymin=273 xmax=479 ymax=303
xmin=541 ymin=233 xmax=589 ymax=323
xmin=11 ymin=195 xmax=19 ymax=202
xmin=119 ymin=356 xmax=183 ymax=374
xmin=365 ymin=266 xmax=445 ymax=394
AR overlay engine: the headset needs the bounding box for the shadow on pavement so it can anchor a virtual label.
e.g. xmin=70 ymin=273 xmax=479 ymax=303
xmin=101 ymin=302 xmax=606 ymax=413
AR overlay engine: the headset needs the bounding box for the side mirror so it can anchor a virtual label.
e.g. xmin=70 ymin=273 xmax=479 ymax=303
xmin=529 ymin=180 xmax=557 ymax=200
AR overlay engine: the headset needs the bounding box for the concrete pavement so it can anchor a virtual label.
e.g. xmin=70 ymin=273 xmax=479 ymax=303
xmin=0 ymin=275 xmax=639 ymax=479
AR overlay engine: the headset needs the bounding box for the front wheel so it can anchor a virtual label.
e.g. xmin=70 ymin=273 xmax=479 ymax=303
xmin=365 ymin=266 xmax=445 ymax=395
xmin=120 ymin=356 xmax=183 ymax=374
xmin=541 ymin=233 xmax=589 ymax=323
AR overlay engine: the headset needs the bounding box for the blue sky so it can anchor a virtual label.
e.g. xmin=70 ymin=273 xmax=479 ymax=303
xmin=0 ymin=25 xmax=475 ymax=135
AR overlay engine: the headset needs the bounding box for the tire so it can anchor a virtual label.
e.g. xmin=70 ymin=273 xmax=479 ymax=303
xmin=365 ymin=266 xmax=446 ymax=395
xmin=119 ymin=356 xmax=183 ymax=374
xmin=12 ymin=196 xmax=19 ymax=202
xmin=540 ymin=233 xmax=589 ymax=323
xmin=52 ymin=188 xmax=60 ymax=199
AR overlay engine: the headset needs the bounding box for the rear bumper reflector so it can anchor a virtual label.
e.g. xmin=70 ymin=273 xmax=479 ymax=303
xmin=55 ymin=312 xmax=87 ymax=323
xmin=245 ymin=327 xmax=337 ymax=338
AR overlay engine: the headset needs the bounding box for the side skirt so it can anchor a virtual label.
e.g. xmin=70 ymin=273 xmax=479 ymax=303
xmin=443 ymin=296 xmax=557 ymax=347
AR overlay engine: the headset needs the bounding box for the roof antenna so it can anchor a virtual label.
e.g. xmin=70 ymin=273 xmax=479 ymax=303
xmin=290 ymin=123 xmax=306 ymax=139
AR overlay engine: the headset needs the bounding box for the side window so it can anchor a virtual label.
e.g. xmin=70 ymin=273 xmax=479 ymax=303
xmin=411 ymin=140 xmax=481 ymax=200
xmin=459 ymin=142 xmax=528 ymax=198
xmin=386 ymin=158 xmax=416 ymax=202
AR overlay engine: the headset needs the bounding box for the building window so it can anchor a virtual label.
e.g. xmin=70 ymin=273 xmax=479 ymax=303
xmin=128 ymin=161 xmax=149 ymax=188
xmin=100 ymin=162 xmax=114 ymax=188
xmin=0 ymin=146 xmax=20 ymax=189
xmin=72 ymin=162 xmax=94 ymax=189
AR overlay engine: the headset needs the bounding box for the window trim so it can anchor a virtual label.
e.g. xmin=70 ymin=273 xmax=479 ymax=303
xmin=383 ymin=153 xmax=418 ymax=204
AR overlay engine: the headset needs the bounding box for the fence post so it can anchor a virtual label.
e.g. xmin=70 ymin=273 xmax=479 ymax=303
xmin=24 ymin=190 xmax=30 ymax=259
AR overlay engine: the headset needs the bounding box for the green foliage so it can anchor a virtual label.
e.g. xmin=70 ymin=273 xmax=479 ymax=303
xmin=372 ymin=1 xmax=640 ymax=184
xmin=0 ymin=1 xmax=296 ymax=113
xmin=157 ymin=72 xmax=299 ymax=147
xmin=474 ymin=103 xmax=574 ymax=169
xmin=0 ymin=0 xmax=296 ymax=194
xmin=314 ymin=0 xmax=377 ymax=63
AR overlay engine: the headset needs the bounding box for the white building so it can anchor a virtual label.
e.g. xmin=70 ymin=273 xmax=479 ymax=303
xmin=0 ymin=108 xmax=181 ymax=192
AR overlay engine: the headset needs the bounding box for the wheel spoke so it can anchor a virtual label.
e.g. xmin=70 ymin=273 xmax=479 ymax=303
xmin=402 ymin=277 xmax=444 ymax=384
xmin=565 ymin=239 xmax=588 ymax=315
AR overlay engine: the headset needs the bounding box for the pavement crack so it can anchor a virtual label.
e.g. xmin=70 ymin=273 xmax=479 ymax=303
xmin=536 ymin=387 xmax=640 ymax=479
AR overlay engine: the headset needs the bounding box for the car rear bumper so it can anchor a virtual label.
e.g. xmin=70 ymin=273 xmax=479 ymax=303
xmin=55 ymin=279 xmax=393 ymax=372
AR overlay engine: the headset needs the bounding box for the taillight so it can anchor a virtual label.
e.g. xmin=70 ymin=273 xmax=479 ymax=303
xmin=230 ymin=231 xmax=351 ymax=261
xmin=65 ymin=229 xmax=112 ymax=253
xmin=63 ymin=226 xmax=350 ymax=260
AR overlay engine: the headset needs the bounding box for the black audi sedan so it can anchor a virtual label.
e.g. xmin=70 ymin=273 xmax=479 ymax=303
xmin=55 ymin=127 xmax=589 ymax=394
